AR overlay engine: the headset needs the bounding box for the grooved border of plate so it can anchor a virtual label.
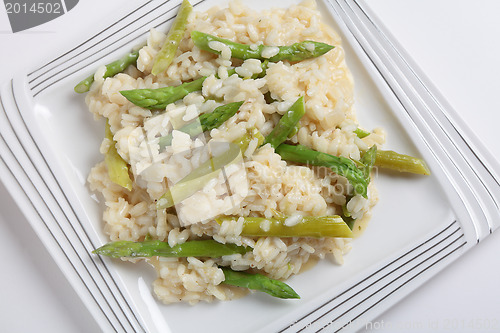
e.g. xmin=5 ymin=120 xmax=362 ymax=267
xmin=277 ymin=220 xmax=465 ymax=332
xmin=28 ymin=0 xmax=208 ymax=97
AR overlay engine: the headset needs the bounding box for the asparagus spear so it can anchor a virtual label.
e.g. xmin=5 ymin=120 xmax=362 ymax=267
xmin=159 ymin=101 xmax=244 ymax=148
xmin=191 ymin=31 xmax=334 ymax=62
xmin=120 ymin=62 xmax=267 ymax=110
xmin=264 ymin=96 xmax=305 ymax=149
xmin=93 ymin=239 xmax=250 ymax=258
xmin=216 ymin=215 xmax=353 ymax=238
xmin=360 ymin=145 xmax=377 ymax=179
xmin=275 ymin=144 xmax=369 ymax=197
xmin=234 ymin=127 xmax=265 ymax=154
xmin=221 ymin=267 xmax=300 ymax=299
xmin=200 ymin=101 xmax=244 ymax=132
xmin=353 ymin=127 xmax=430 ymax=175
xmin=74 ymin=51 xmax=139 ymax=93
xmin=375 ymin=149 xmax=431 ymax=175
xmin=354 ymin=127 xmax=370 ymax=139
xmin=338 ymin=146 xmax=378 ymax=227
xmin=121 ymin=77 xmax=205 ymax=109
xmin=288 ymin=123 xmax=300 ymax=139
xmin=104 ymin=120 xmax=133 ymax=191
xmin=340 ymin=204 xmax=356 ymax=230
xmin=151 ymin=0 xmax=192 ymax=75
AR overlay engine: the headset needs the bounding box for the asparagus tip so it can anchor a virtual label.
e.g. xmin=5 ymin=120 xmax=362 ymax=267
xmin=312 ymin=41 xmax=335 ymax=56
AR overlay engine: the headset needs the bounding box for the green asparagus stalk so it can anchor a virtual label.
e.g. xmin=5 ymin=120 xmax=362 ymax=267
xmin=158 ymin=101 xmax=244 ymax=148
xmin=120 ymin=62 xmax=267 ymax=110
xmin=275 ymin=144 xmax=369 ymax=197
xmin=354 ymin=127 xmax=370 ymax=139
xmin=340 ymin=203 xmax=356 ymax=229
xmin=234 ymin=127 xmax=265 ymax=154
xmin=360 ymin=145 xmax=377 ymax=179
xmin=221 ymin=267 xmax=300 ymax=299
xmin=151 ymin=0 xmax=192 ymax=75
xmin=199 ymin=101 xmax=244 ymax=132
xmin=74 ymin=51 xmax=139 ymax=93
xmin=216 ymin=215 xmax=353 ymax=238
xmin=375 ymin=149 xmax=431 ymax=175
xmin=93 ymin=239 xmax=250 ymax=258
xmin=339 ymin=146 xmax=378 ymax=229
xmin=104 ymin=120 xmax=133 ymax=191
xmin=191 ymin=31 xmax=334 ymax=62
xmin=121 ymin=77 xmax=205 ymax=109
xmin=264 ymin=96 xmax=305 ymax=148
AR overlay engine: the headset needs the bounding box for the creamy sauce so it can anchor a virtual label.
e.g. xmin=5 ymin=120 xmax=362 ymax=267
xmin=299 ymin=255 xmax=319 ymax=274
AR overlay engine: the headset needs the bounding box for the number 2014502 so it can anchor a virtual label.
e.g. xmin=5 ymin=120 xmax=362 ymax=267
xmin=5 ymin=2 xmax=62 ymax=14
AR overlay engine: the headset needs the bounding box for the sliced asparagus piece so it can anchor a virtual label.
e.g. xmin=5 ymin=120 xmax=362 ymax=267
xmin=221 ymin=267 xmax=300 ymax=299
xmin=93 ymin=239 xmax=250 ymax=258
xmin=158 ymin=101 xmax=244 ymax=148
xmin=375 ymin=149 xmax=431 ymax=175
xmin=104 ymin=120 xmax=132 ymax=191
xmin=264 ymin=96 xmax=305 ymax=149
xmin=216 ymin=215 xmax=353 ymax=238
xmin=120 ymin=61 xmax=268 ymax=110
xmin=151 ymin=0 xmax=192 ymax=75
xmin=360 ymin=145 xmax=377 ymax=180
xmin=276 ymin=144 xmax=368 ymax=197
xmin=234 ymin=127 xmax=265 ymax=154
xmin=74 ymin=51 xmax=139 ymax=93
xmin=354 ymin=128 xmax=370 ymax=139
xmin=191 ymin=30 xmax=334 ymax=62
xmin=120 ymin=77 xmax=205 ymax=110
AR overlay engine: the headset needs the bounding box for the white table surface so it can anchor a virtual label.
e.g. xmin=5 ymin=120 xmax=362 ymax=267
xmin=1 ymin=0 xmax=499 ymax=332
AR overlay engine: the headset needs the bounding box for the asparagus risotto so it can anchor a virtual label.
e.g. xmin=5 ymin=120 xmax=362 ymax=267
xmin=81 ymin=0 xmax=426 ymax=304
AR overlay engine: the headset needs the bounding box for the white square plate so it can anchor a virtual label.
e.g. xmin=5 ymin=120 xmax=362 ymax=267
xmin=1 ymin=0 xmax=499 ymax=332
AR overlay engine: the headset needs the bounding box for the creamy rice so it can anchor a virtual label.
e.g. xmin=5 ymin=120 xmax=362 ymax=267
xmin=87 ymin=0 xmax=385 ymax=305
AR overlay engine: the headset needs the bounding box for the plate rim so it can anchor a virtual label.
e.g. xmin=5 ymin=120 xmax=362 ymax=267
xmin=1 ymin=0 xmax=499 ymax=332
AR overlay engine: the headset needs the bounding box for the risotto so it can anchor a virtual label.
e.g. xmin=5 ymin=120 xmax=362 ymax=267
xmin=84 ymin=0 xmax=390 ymax=304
